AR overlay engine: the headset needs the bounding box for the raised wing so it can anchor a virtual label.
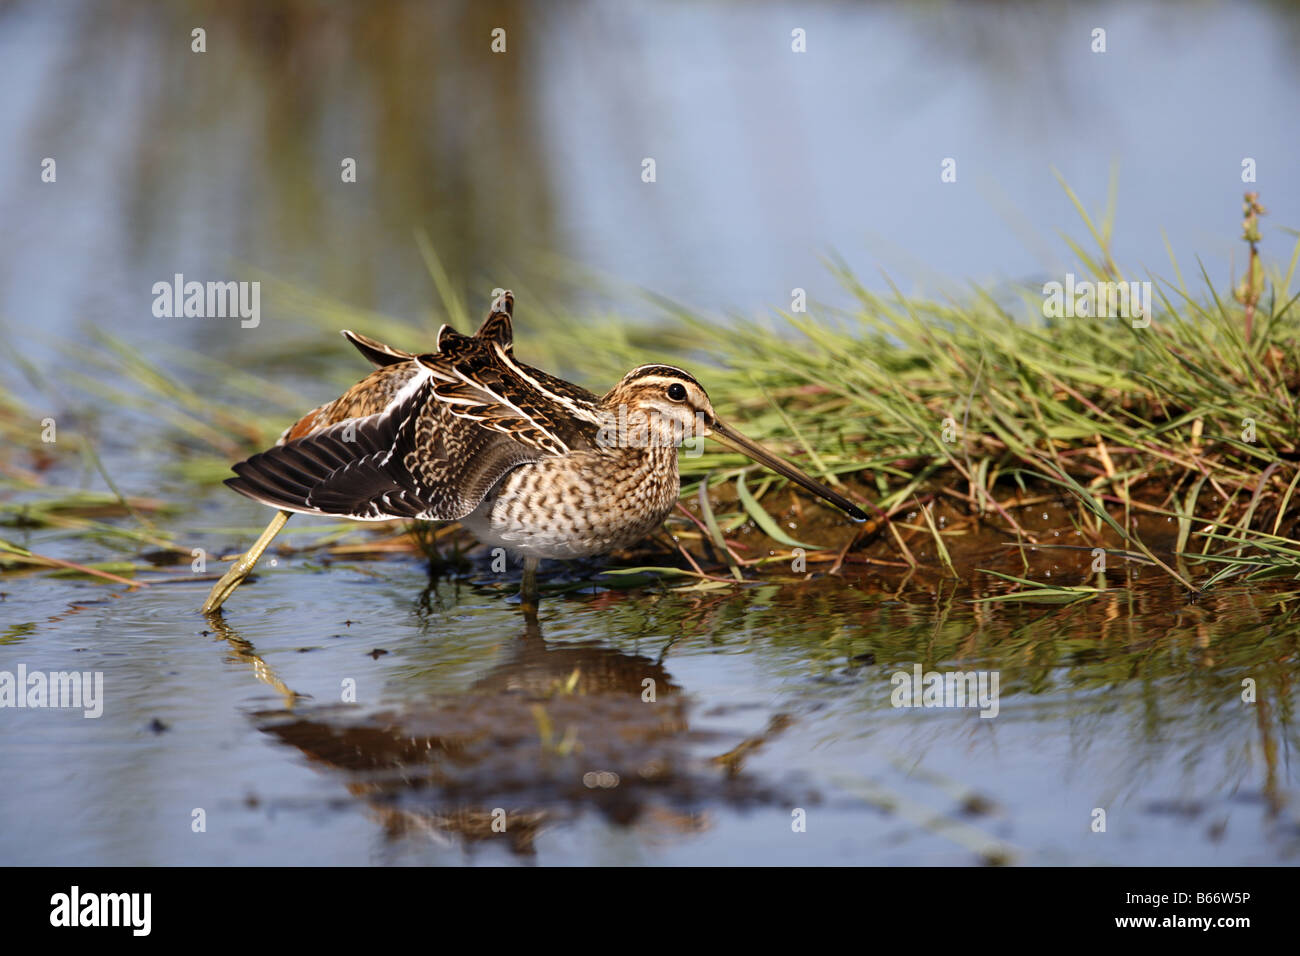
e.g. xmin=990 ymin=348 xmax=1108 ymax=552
xmin=419 ymin=329 xmax=605 ymax=457
xmin=228 ymin=288 xmax=607 ymax=521
xmin=226 ymin=370 xmax=548 ymax=521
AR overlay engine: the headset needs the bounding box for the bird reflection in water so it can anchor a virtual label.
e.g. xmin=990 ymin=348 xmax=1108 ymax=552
xmin=205 ymin=601 xmax=806 ymax=858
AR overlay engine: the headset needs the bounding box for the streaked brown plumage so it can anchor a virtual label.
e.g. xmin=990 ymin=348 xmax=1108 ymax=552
xmin=202 ymin=290 xmax=866 ymax=613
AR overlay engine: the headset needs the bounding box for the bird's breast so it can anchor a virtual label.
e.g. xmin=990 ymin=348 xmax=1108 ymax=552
xmin=461 ymin=447 xmax=681 ymax=560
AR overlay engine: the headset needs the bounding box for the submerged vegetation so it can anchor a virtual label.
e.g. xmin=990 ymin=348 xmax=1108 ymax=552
xmin=2 ymin=187 xmax=1298 ymax=601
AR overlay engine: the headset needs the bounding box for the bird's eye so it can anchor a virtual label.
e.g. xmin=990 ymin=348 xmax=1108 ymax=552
xmin=667 ymin=383 xmax=687 ymax=401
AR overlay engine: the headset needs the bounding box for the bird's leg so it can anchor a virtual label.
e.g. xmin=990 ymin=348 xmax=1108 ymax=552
xmin=201 ymin=510 xmax=292 ymax=614
xmin=519 ymin=555 xmax=540 ymax=615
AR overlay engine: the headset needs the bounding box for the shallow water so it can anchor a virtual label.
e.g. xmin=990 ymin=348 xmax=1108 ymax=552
xmin=3 ymin=537 xmax=1297 ymax=865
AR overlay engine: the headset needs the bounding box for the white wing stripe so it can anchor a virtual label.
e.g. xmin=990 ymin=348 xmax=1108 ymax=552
xmin=439 ymin=362 xmax=571 ymax=454
xmin=492 ymin=342 xmax=605 ymax=425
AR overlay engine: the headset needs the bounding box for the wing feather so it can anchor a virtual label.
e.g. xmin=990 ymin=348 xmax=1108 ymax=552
xmin=230 ymin=292 xmax=604 ymax=522
xmin=226 ymin=372 xmax=547 ymax=521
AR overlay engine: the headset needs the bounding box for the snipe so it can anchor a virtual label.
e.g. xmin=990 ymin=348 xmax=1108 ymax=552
xmin=201 ymin=291 xmax=866 ymax=613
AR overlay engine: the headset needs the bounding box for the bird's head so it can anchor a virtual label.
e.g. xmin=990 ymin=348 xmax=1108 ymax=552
xmin=601 ymin=365 xmax=867 ymax=521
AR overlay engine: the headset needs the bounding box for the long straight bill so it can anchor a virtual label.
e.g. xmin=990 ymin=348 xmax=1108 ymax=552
xmin=709 ymin=420 xmax=868 ymax=521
